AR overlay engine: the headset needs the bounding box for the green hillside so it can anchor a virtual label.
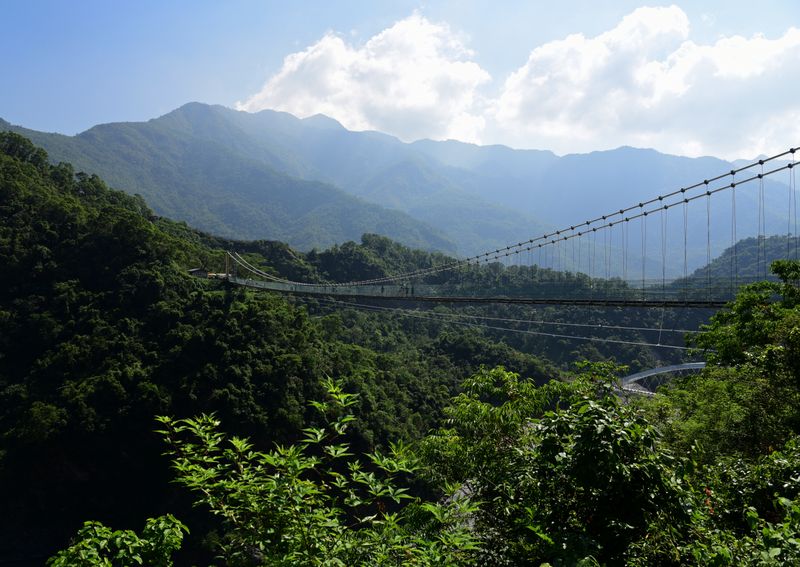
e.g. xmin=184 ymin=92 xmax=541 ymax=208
xmin=0 ymin=103 xmax=553 ymax=256
xmin=0 ymin=133 xmax=553 ymax=563
xmin=0 ymin=115 xmax=455 ymax=253
xmin=689 ymin=234 xmax=800 ymax=280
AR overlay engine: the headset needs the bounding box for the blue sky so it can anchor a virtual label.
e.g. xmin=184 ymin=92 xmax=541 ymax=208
xmin=2 ymin=1 xmax=799 ymax=158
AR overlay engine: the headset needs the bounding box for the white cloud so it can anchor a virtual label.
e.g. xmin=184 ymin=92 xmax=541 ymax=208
xmin=490 ymin=5 xmax=800 ymax=158
xmin=237 ymin=13 xmax=490 ymax=143
xmin=239 ymin=7 xmax=800 ymax=159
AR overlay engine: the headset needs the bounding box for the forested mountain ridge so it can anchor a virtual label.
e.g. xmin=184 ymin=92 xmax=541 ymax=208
xmin=6 ymin=103 xmax=791 ymax=266
xmin=151 ymin=104 xmax=551 ymax=254
xmin=0 ymin=114 xmax=456 ymax=253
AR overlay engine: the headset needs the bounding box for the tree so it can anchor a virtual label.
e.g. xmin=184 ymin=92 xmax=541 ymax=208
xmin=651 ymin=260 xmax=800 ymax=459
xmin=0 ymin=131 xmax=48 ymax=171
xmin=422 ymin=365 xmax=692 ymax=566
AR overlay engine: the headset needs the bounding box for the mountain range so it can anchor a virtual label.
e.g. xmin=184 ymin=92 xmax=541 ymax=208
xmin=2 ymin=102 xmax=795 ymax=275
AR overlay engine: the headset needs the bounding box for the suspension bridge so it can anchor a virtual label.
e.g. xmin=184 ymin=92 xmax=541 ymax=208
xmin=214 ymin=147 xmax=798 ymax=309
xmin=189 ymin=150 xmax=799 ymax=389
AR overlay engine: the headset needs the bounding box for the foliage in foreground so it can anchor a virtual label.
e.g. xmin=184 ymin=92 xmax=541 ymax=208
xmin=50 ymin=365 xmax=800 ymax=566
xmin=421 ymin=364 xmax=695 ymax=565
xmin=157 ymin=377 xmax=479 ymax=566
xmin=47 ymin=515 xmax=187 ymax=567
xmin=50 ymin=378 xmax=479 ymax=566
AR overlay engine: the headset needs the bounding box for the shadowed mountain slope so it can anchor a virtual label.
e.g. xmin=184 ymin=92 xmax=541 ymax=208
xmin=0 ymin=113 xmax=454 ymax=253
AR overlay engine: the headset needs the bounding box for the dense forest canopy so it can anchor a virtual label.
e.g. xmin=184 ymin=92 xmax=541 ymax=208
xmin=0 ymin=133 xmax=556 ymax=563
xmin=2 ymin=133 xmax=800 ymax=565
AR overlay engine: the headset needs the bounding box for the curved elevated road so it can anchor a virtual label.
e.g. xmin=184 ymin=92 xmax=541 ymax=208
xmin=622 ymin=362 xmax=707 ymax=386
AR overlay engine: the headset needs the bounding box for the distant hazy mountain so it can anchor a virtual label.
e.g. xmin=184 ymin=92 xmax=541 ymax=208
xmin=0 ymin=114 xmax=454 ymax=253
xmin=154 ymin=103 xmax=553 ymax=254
xmin=2 ymin=103 xmax=794 ymax=269
xmin=157 ymin=104 xmax=793 ymax=269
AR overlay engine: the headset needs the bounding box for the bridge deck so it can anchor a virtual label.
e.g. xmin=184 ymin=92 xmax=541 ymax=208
xmin=222 ymin=276 xmax=728 ymax=308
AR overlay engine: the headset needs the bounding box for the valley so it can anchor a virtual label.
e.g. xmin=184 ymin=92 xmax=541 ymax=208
xmin=1 ymin=125 xmax=799 ymax=565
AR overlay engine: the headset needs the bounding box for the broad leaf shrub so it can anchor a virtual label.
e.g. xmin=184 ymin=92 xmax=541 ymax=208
xmin=47 ymin=515 xmax=187 ymax=566
xmin=655 ymin=259 xmax=800 ymax=460
xmin=156 ymin=377 xmax=479 ymax=566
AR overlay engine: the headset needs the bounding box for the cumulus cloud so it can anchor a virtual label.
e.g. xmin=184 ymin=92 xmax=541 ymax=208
xmin=237 ymin=13 xmax=490 ymax=143
xmin=239 ymin=7 xmax=800 ymax=159
xmin=489 ymin=5 xmax=800 ymax=158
